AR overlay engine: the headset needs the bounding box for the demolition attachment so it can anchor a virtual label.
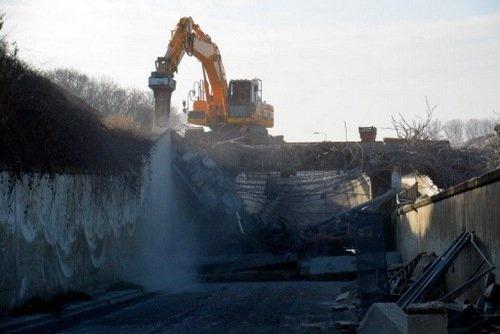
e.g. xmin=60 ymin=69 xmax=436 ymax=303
xmin=148 ymin=71 xmax=176 ymax=130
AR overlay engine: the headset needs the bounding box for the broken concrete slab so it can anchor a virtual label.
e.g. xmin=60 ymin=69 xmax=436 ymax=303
xmin=335 ymin=291 xmax=351 ymax=302
xmin=300 ymin=251 xmax=402 ymax=279
xmin=203 ymin=253 xmax=298 ymax=274
xmin=358 ymin=303 xmax=406 ymax=334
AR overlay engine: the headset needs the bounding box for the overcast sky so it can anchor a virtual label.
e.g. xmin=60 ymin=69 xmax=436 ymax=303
xmin=2 ymin=0 xmax=500 ymax=141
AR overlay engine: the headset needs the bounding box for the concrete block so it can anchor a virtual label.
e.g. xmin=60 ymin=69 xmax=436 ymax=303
xmin=358 ymin=303 xmax=447 ymax=334
xmin=407 ymin=312 xmax=447 ymax=334
xmin=406 ymin=303 xmax=447 ymax=334
xmin=358 ymin=303 xmax=406 ymax=334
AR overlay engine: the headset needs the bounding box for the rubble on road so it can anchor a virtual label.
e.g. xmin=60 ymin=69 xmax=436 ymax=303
xmin=387 ymin=252 xmax=433 ymax=296
xmin=299 ymin=252 xmax=401 ymax=281
xmin=197 ymin=251 xmax=403 ymax=284
xmin=329 ymin=230 xmax=500 ymax=333
xmin=197 ymin=253 xmax=299 ymax=282
xmin=396 ymin=232 xmax=495 ymax=309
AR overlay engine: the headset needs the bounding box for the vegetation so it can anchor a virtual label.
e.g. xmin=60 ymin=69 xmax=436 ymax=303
xmin=444 ymin=118 xmax=498 ymax=146
xmin=391 ymin=97 xmax=498 ymax=146
xmin=0 ymin=14 xmax=152 ymax=177
xmin=46 ymin=68 xmax=186 ymax=133
xmin=390 ymin=97 xmax=445 ymax=141
xmin=0 ymin=12 xmax=4 ymax=50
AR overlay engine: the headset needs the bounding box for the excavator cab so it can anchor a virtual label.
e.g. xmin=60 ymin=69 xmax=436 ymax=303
xmin=227 ymin=79 xmax=273 ymax=128
xmin=185 ymin=79 xmax=274 ymax=129
xmin=185 ymin=81 xmax=210 ymax=127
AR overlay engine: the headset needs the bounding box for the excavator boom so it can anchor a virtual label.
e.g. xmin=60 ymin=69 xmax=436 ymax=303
xmin=149 ymin=17 xmax=273 ymax=131
xmin=149 ymin=17 xmax=228 ymax=128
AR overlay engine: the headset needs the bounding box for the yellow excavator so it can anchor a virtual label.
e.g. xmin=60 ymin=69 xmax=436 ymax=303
xmin=148 ymin=17 xmax=274 ymax=138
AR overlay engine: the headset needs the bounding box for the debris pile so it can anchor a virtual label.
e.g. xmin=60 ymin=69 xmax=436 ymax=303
xmin=197 ymin=251 xmax=403 ymax=283
xmin=197 ymin=253 xmax=299 ymax=282
xmin=171 ymin=132 xmax=377 ymax=255
xmin=463 ymin=133 xmax=500 ymax=172
xmin=332 ymin=232 xmax=499 ymax=333
xmin=182 ymin=134 xmax=496 ymax=192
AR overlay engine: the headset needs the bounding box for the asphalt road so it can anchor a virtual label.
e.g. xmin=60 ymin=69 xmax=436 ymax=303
xmin=59 ymin=281 xmax=352 ymax=334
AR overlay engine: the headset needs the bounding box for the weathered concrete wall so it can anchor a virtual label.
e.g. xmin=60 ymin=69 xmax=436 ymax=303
xmin=0 ymin=132 xmax=171 ymax=311
xmin=396 ymin=169 xmax=500 ymax=300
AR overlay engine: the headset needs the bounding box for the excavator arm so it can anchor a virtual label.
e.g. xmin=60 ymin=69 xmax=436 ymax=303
xmin=149 ymin=17 xmax=228 ymax=127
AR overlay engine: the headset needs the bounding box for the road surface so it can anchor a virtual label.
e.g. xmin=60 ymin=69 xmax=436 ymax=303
xmin=60 ymin=281 xmax=352 ymax=333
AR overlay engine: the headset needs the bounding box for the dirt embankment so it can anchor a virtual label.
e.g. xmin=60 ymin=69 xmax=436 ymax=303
xmin=0 ymin=48 xmax=152 ymax=176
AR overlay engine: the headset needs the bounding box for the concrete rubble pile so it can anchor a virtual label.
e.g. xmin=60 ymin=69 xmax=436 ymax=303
xmin=181 ymin=132 xmax=497 ymax=191
xmin=171 ymin=131 xmax=376 ymax=255
xmin=171 ymin=129 xmax=494 ymax=260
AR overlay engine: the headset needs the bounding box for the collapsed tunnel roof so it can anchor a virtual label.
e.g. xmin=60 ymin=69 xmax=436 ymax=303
xmin=173 ymin=131 xmax=498 ymax=191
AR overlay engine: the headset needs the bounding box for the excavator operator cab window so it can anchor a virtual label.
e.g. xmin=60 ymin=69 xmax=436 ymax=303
xmin=229 ymin=81 xmax=252 ymax=105
xmin=252 ymin=79 xmax=263 ymax=103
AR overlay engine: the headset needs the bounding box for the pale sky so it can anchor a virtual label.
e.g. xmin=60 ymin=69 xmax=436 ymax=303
xmin=2 ymin=0 xmax=500 ymax=141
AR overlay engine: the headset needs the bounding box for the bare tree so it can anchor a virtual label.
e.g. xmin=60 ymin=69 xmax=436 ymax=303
xmin=0 ymin=12 xmax=4 ymax=46
xmin=46 ymin=69 xmax=149 ymax=126
xmin=444 ymin=119 xmax=464 ymax=146
xmin=0 ymin=12 xmax=10 ymax=56
xmin=391 ymin=96 xmax=444 ymax=140
xmin=478 ymin=118 xmax=496 ymax=137
xmin=46 ymin=68 xmax=187 ymax=133
xmin=426 ymin=119 xmax=444 ymax=140
xmin=464 ymin=118 xmax=496 ymax=140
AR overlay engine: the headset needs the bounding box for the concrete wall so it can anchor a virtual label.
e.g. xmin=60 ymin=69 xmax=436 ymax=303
xmin=396 ymin=169 xmax=500 ymax=300
xmin=0 ymin=133 xmax=170 ymax=311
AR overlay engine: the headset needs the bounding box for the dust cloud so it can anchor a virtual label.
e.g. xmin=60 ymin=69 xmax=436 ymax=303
xmin=126 ymin=130 xmax=199 ymax=292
